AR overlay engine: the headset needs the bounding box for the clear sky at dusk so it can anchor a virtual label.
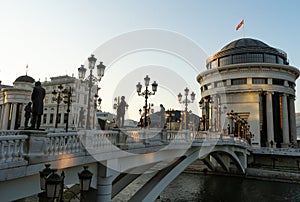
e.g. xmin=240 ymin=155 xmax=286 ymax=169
xmin=1 ymin=0 xmax=300 ymax=118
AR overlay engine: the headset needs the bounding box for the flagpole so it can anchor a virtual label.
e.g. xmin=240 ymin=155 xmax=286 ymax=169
xmin=242 ymin=20 xmax=245 ymax=38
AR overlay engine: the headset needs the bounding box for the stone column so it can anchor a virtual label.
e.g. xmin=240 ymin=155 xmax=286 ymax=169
xmin=61 ymin=107 xmax=65 ymax=125
xmin=212 ymin=95 xmax=217 ymax=131
xmin=10 ymin=103 xmax=18 ymax=130
xmin=0 ymin=105 xmax=3 ymax=128
xmin=96 ymin=162 xmax=113 ymax=202
xmin=281 ymin=94 xmax=289 ymax=147
xmin=2 ymin=103 xmax=10 ymax=130
xmin=20 ymin=103 xmax=26 ymax=128
xmin=289 ymin=96 xmax=297 ymax=146
xmin=266 ymin=92 xmax=275 ymax=147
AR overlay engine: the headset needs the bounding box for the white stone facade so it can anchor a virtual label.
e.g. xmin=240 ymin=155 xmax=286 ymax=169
xmin=197 ymin=38 xmax=299 ymax=148
xmin=0 ymin=75 xmax=98 ymax=131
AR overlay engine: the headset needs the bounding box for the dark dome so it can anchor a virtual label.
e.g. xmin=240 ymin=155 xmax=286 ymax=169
xmin=221 ymin=38 xmax=270 ymax=51
xmin=206 ymin=38 xmax=288 ymax=68
xmin=14 ymin=75 xmax=35 ymax=83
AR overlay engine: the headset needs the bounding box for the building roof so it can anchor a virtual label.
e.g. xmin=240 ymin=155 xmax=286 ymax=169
xmin=220 ymin=38 xmax=270 ymax=51
xmin=206 ymin=38 xmax=288 ymax=67
xmin=14 ymin=75 xmax=35 ymax=83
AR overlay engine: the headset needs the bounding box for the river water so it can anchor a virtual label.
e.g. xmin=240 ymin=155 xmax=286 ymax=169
xmin=113 ymin=173 xmax=300 ymax=202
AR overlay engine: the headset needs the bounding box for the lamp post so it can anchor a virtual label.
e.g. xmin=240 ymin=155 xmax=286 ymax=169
xmin=52 ymin=85 xmax=72 ymax=131
xmin=62 ymin=87 xmax=72 ymax=132
xmin=52 ymin=84 xmax=64 ymax=128
xmin=78 ymin=54 xmax=106 ymax=130
xmin=78 ymin=166 xmax=93 ymax=202
xmin=226 ymin=110 xmax=235 ymax=135
xmin=136 ymin=75 xmax=158 ymax=128
xmin=178 ymin=87 xmax=195 ymax=130
xmin=39 ymin=164 xmax=93 ymax=202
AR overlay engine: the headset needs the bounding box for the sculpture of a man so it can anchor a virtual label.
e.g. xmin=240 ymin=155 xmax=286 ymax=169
xmin=30 ymin=81 xmax=46 ymax=130
xmin=116 ymin=96 xmax=127 ymax=127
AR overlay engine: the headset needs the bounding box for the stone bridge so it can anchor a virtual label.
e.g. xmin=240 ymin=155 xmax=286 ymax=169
xmin=0 ymin=129 xmax=249 ymax=201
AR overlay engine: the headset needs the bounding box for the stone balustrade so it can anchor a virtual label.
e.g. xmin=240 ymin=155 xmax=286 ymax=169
xmin=0 ymin=129 xmax=250 ymax=170
xmin=0 ymin=135 xmax=28 ymax=168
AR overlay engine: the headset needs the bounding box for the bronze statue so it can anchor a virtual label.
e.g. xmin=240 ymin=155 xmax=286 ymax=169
xmin=30 ymin=81 xmax=46 ymax=130
xmin=24 ymin=102 xmax=32 ymax=128
xmin=116 ymin=96 xmax=127 ymax=127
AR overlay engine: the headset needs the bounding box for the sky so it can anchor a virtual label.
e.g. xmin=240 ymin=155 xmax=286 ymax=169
xmin=0 ymin=0 xmax=300 ymax=120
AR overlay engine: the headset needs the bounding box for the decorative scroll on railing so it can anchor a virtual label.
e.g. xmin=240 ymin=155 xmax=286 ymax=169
xmin=0 ymin=135 xmax=28 ymax=163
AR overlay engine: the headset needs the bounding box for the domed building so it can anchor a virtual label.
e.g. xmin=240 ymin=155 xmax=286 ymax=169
xmin=197 ymin=38 xmax=299 ymax=148
xmin=0 ymin=75 xmax=35 ymax=129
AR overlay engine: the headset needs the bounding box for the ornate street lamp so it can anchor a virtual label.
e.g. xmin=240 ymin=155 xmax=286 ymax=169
xmin=178 ymin=87 xmax=195 ymax=130
xmin=52 ymin=84 xmax=64 ymax=128
xmin=45 ymin=170 xmax=64 ymax=200
xmin=78 ymin=54 xmax=106 ymax=129
xmin=39 ymin=165 xmax=93 ymax=202
xmin=78 ymin=166 xmax=93 ymax=191
xmin=62 ymin=87 xmax=72 ymax=132
xmin=52 ymin=85 xmax=72 ymax=131
xmin=78 ymin=166 xmax=93 ymax=201
xmin=39 ymin=164 xmax=52 ymax=190
xmin=136 ymin=75 xmax=158 ymax=128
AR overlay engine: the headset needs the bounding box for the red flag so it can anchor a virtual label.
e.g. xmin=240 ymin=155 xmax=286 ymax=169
xmin=236 ymin=20 xmax=244 ymax=31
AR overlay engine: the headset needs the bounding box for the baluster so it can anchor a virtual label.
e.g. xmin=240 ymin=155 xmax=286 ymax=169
xmin=12 ymin=139 xmax=18 ymax=161
xmin=0 ymin=140 xmax=5 ymax=162
xmin=60 ymin=136 xmax=64 ymax=154
xmin=19 ymin=138 xmax=25 ymax=161
xmin=74 ymin=135 xmax=79 ymax=152
xmin=6 ymin=140 xmax=13 ymax=162
xmin=54 ymin=136 xmax=59 ymax=155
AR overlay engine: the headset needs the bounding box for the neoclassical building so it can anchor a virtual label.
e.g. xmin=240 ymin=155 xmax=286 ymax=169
xmin=0 ymin=75 xmax=34 ymax=130
xmin=0 ymin=75 xmax=99 ymax=131
xmin=197 ymin=38 xmax=299 ymax=148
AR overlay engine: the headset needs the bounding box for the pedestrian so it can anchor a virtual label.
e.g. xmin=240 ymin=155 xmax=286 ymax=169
xmin=30 ymin=81 xmax=46 ymax=130
xmin=24 ymin=102 xmax=32 ymax=128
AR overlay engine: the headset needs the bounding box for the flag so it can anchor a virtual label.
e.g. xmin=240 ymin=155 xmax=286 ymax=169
xmin=236 ymin=20 xmax=244 ymax=31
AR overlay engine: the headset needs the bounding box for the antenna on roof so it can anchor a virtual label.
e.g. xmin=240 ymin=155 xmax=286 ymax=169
xmin=26 ymin=64 xmax=28 ymax=75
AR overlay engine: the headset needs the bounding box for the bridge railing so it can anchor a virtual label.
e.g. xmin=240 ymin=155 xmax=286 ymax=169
xmin=0 ymin=130 xmax=21 ymax=136
xmin=0 ymin=129 xmax=249 ymax=170
xmin=0 ymin=135 xmax=28 ymax=167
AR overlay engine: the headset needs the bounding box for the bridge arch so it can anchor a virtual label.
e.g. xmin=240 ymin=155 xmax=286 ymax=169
xmin=127 ymin=146 xmax=247 ymax=202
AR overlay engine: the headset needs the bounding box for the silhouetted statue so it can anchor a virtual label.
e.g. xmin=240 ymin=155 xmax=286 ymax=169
xmin=159 ymin=104 xmax=166 ymax=128
xmin=78 ymin=107 xmax=85 ymax=128
xmin=30 ymin=81 xmax=46 ymax=130
xmin=116 ymin=96 xmax=127 ymax=127
xmin=24 ymin=102 xmax=32 ymax=128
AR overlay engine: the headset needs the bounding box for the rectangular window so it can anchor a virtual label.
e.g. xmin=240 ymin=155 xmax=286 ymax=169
xmin=264 ymin=54 xmax=276 ymax=63
xmin=278 ymin=57 xmax=284 ymax=64
xmin=219 ymin=56 xmax=232 ymax=66
xmin=231 ymin=78 xmax=247 ymax=85
xmin=273 ymin=79 xmax=284 ymax=86
xmin=43 ymin=114 xmax=47 ymax=124
xmin=247 ymin=53 xmax=263 ymax=63
xmin=232 ymin=54 xmax=247 ymax=64
xmin=252 ymin=78 xmax=267 ymax=84
xmin=64 ymin=113 xmax=68 ymax=124
xmin=50 ymin=114 xmax=54 ymax=124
